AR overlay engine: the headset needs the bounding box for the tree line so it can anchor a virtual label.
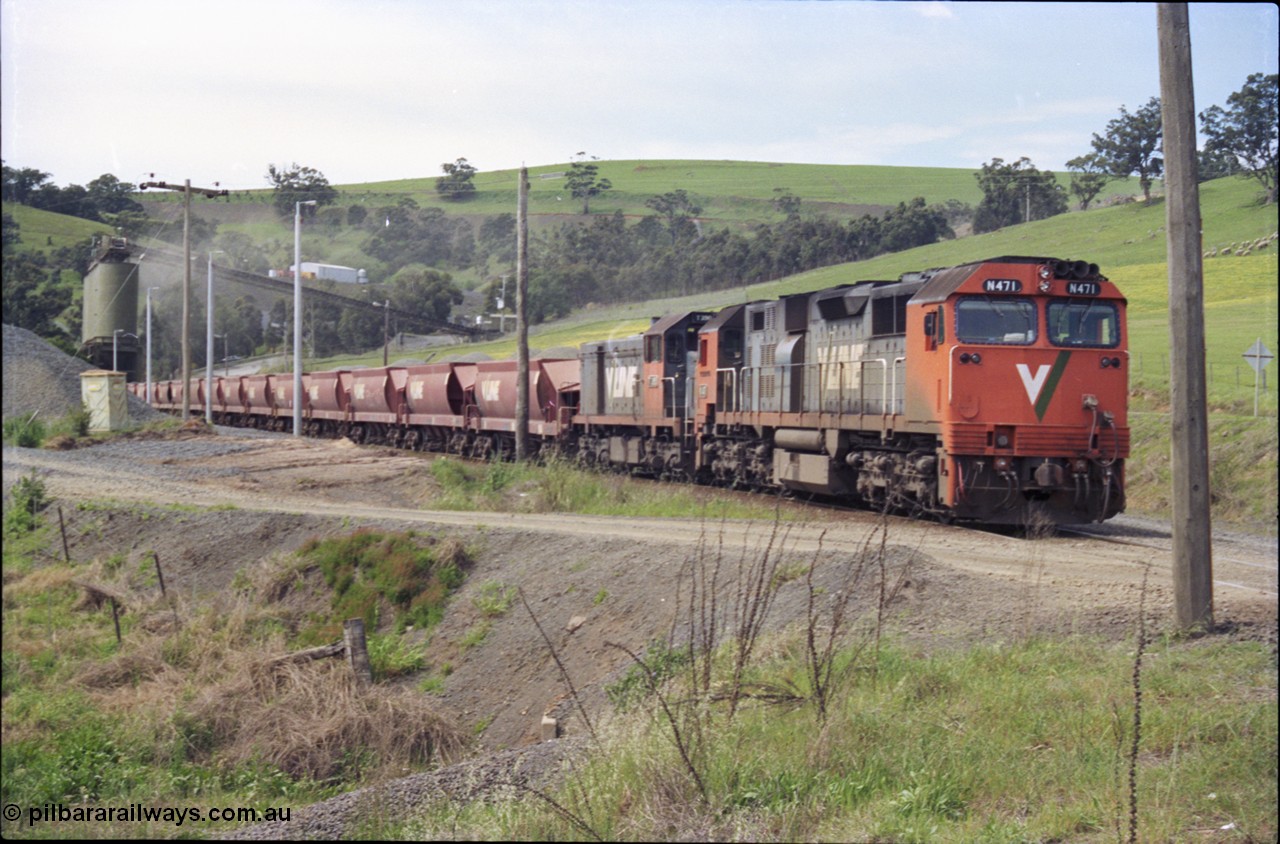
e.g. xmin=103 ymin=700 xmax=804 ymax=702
xmin=971 ymin=72 xmax=1276 ymax=234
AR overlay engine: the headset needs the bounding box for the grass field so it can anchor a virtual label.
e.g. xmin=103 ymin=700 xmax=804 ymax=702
xmin=1 ymin=203 xmax=110 ymax=255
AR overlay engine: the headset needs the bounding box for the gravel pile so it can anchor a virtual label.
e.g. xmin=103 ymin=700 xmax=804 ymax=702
xmin=3 ymin=323 xmax=163 ymax=425
xmin=222 ymin=738 xmax=587 ymax=840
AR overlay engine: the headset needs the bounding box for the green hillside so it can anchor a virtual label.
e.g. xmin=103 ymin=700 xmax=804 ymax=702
xmin=141 ymin=158 xmax=1145 ymax=226
xmin=424 ymin=175 xmax=1277 ymax=359
xmin=1 ymin=203 xmax=112 ymax=254
xmin=124 ymin=159 xmax=1156 ymax=293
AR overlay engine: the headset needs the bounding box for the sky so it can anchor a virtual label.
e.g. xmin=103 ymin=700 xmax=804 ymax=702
xmin=2 ymin=0 xmax=1277 ymax=191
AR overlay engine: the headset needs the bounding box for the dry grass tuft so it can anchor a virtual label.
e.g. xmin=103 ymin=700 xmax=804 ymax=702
xmin=75 ymin=649 xmax=172 ymax=689
xmin=187 ymin=658 xmax=467 ymax=781
xmin=74 ymin=556 xmax=469 ymax=786
xmin=2 ymin=565 xmax=78 ymax=604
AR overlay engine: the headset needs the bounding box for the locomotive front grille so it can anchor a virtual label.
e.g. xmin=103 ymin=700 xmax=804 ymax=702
xmin=945 ymin=425 xmax=1129 ymax=457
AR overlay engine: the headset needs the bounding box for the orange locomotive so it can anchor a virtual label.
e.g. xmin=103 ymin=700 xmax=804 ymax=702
xmin=693 ymin=255 xmax=1128 ymax=524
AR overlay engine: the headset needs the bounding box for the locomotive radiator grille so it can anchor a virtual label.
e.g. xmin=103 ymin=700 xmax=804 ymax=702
xmin=944 ymin=426 xmax=1129 ymax=456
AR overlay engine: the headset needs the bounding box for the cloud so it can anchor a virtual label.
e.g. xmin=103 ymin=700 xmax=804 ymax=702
xmin=916 ymin=2 xmax=956 ymax=20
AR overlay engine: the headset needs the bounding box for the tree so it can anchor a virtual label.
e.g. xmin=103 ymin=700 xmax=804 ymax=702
xmin=265 ymin=162 xmax=337 ymax=220
xmin=972 ymin=157 xmax=1068 ymax=233
xmin=435 ymin=158 xmax=478 ymax=201
xmin=388 ymin=265 xmax=463 ymax=322
xmin=645 ymin=190 xmax=702 ymax=244
xmin=215 ymin=295 xmax=265 ymax=359
xmin=86 ymin=174 xmax=144 ymax=215
xmin=475 ymin=213 xmax=516 ymax=272
xmin=336 ymin=300 xmax=384 ymax=351
xmin=1065 ymin=153 xmax=1110 ymax=210
xmin=1197 ymin=147 xmax=1242 ymax=183
xmin=1199 ymin=73 xmax=1278 ymax=203
xmin=878 ymin=197 xmax=953 ymax=252
xmin=1 ymin=163 xmax=52 ymax=204
xmin=564 ymin=152 xmax=612 ymax=214
xmin=771 ymin=188 xmax=802 ymax=218
xmin=1091 ymin=97 xmax=1163 ymax=204
xmin=2 ymin=212 xmax=20 ymax=253
xmin=363 ymin=204 xmax=474 ymax=270
xmin=214 ymin=231 xmax=272 ymax=276
xmin=0 ymin=252 xmax=72 ymax=338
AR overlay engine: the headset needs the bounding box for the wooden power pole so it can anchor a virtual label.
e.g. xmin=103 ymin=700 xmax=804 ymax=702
xmin=139 ymin=179 xmax=228 ymax=420
xmin=1158 ymin=4 xmax=1214 ymax=631
xmin=514 ymin=166 xmax=530 ymax=461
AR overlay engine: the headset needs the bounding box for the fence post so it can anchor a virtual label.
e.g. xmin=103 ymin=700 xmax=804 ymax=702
xmin=343 ymin=618 xmax=374 ymax=687
xmin=58 ymin=506 xmax=70 ymax=563
xmin=110 ymin=597 xmax=122 ymax=645
xmin=150 ymin=551 xmax=167 ymax=598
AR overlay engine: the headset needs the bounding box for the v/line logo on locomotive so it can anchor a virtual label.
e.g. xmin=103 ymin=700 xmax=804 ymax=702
xmin=607 ymin=364 xmax=638 ymax=399
xmin=140 ymin=256 xmax=1129 ymax=527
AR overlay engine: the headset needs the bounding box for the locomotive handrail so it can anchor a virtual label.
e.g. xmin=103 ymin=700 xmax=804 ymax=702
xmin=663 ymin=376 xmax=678 ymax=417
xmin=891 ymin=357 xmax=906 ymax=416
xmin=948 ymin=346 xmax=961 ymax=405
xmin=715 ymin=368 xmax=738 ymax=413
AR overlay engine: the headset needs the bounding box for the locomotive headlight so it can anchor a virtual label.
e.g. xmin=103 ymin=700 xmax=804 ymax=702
xmin=969 ymin=352 xmax=981 ymax=364
xmin=1039 ymin=278 xmax=1052 ymax=293
xmin=1038 ymin=265 xmax=1052 ymax=280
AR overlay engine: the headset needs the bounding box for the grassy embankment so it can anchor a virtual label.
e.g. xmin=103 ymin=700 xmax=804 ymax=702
xmin=395 ymin=634 xmax=1275 ymax=842
xmin=2 ymin=472 xmax=1275 ymax=841
xmin=0 ymin=487 xmax=474 ymax=838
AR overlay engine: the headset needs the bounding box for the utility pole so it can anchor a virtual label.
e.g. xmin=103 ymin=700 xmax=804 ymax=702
xmin=139 ymin=179 xmax=228 ymax=420
xmin=382 ymin=300 xmax=391 ymax=367
xmin=515 ymin=166 xmax=530 ymax=461
xmin=1158 ymin=3 xmax=1213 ymax=631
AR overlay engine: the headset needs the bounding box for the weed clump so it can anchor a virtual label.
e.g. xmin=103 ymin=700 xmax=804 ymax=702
xmin=299 ymin=529 xmax=470 ymax=640
xmin=4 ymin=471 xmax=49 ymax=536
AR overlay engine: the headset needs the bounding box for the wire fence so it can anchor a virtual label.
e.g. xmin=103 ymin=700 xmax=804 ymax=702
xmin=1130 ymin=352 xmax=1276 ymax=416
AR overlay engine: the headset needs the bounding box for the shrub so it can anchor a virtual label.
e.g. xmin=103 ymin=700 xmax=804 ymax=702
xmin=299 ymin=529 xmax=471 ymax=633
xmin=471 ymin=580 xmax=517 ymax=617
xmin=3 ymin=415 xmax=46 ymax=448
xmin=4 ymin=471 xmax=49 ymax=536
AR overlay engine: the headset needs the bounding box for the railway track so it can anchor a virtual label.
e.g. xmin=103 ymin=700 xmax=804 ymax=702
xmin=1060 ymin=520 xmax=1279 ymax=598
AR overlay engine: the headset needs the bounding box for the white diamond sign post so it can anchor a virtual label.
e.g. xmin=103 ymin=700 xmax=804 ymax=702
xmin=1242 ymin=339 xmax=1274 ymax=417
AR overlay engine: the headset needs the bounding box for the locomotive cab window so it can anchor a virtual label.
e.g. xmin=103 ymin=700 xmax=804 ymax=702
xmin=645 ymin=335 xmax=662 ymax=363
xmin=666 ymin=333 xmax=685 ymax=365
xmin=722 ymin=328 xmax=744 ymax=367
xmin=1047 ymin=300 xmax=1120 ymax=348
xmin=954 ymin=296 xmax=1037 ymax=345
